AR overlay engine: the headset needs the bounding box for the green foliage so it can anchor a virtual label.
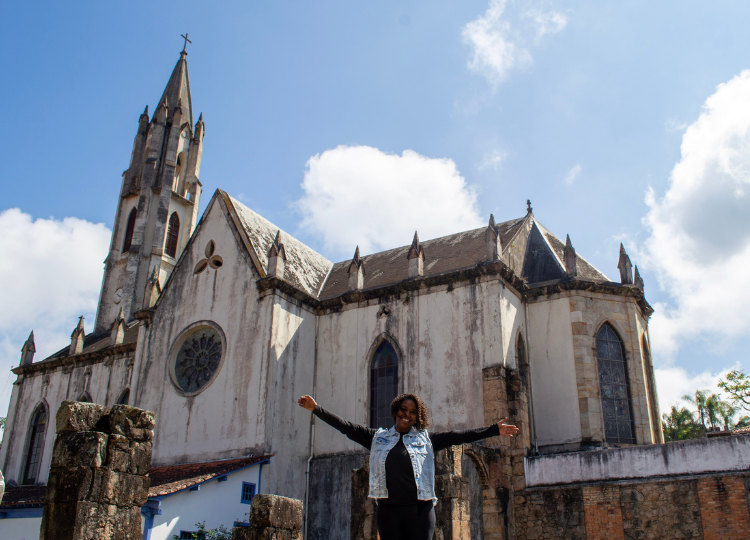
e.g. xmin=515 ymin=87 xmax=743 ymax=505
xmin=172 ymin=522 xmax=233 ymax=540
xmin=718 ymin=370 xmax=750 ymax=412
xmin=662 ymin=405 xmax=703 ymax=441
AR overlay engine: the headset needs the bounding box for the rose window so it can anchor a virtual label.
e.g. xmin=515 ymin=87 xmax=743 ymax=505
xmin=174 ymin=329 xmax=223 ymax=393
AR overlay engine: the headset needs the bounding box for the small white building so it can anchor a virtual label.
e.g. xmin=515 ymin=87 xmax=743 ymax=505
xmin=0 ymin=456 xmax=270 ymax=540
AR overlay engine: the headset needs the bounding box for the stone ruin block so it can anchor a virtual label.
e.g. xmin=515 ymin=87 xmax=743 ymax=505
xmin=233 ymin=494 xmax=303 ymax=540
xmin=40 ymin=400 xmax=155 ymax=540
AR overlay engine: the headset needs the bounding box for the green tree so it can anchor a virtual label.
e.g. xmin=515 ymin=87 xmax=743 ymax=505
xmin=662 ymin=406 xmax=702 ymax=441
xmin=172 ymin=522 xmax=233 ymax=540
xmin=703 ymin=393 xmax=724 ymax=431
xmin=682 ymin=390 xmax=709 ymax=434
xmin=718 ymin=370 xmax=750 ymax=412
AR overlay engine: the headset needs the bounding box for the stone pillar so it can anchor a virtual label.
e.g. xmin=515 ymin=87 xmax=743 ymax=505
xmin=40 ymin=401 xmax=155 ymax=540
xmin=351 ymin=462 xmax=379 ymax=540
xmin=480 ymin=364 xmax=531 ymax=540
xmin=434 ymin=445 xmax=470 ymax=540
xmin=233 ymin=494 xmax=303 ymax=540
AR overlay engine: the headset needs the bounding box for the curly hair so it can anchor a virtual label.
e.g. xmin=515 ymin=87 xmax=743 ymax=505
xmin=390 ymin=393 xmax=430 ymax=430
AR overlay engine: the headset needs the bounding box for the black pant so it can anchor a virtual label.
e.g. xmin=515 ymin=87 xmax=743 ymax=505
xmin=376 ymin=500 xmax=436 ymax=540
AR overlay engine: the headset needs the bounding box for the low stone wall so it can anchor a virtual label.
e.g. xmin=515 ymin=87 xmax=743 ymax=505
xmin=513 ymin=473 xmax=750 ymax=540
xmin=39 ymin=400 xmax=155 ymax=540
xmin=233 ymin=494 xmax=302 ymax=540
xmin=525 ymin=435 xmax=750 ymax=487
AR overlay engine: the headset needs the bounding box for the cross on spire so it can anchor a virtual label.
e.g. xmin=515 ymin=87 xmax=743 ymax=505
xmin=181 ymin=33 xmax=192 ymax=53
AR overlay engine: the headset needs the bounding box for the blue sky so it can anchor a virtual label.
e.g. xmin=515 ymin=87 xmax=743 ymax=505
xmin=2 ymin=0 xmax=750 ymax=418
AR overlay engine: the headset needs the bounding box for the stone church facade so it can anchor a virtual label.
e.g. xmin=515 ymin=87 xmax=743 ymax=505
xmin=0 ymin=49 xmax=672 ymax=539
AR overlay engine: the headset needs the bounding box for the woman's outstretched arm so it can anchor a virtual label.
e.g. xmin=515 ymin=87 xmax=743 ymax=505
xmin=297 ymin=395 xmax=376 ymax=450
xmin=430 ymin=418 xmax=520 ymax=452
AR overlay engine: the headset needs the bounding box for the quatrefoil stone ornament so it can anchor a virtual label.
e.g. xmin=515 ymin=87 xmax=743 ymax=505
xmin=194 ymin=240 xmax=224 ymax=274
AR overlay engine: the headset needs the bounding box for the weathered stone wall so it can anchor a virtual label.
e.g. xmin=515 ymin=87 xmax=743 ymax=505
xmin=39 ymin=400 xmax=154 ymax=540
xmin=309 ymin=453 xmax=367 ymax=540
xmin=233 ymin=493 xmax=302 ymax=540
xmin=513 ymin=474 xmax=750 ymax=540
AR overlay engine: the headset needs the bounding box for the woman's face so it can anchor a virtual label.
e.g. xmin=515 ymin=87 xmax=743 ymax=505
xmin=395 ymin=398 xmax=418 ymax=433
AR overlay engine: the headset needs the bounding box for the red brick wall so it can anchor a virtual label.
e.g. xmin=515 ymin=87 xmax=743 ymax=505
xmin=697 ymin=476 xmax=750 ymax=540
xmin=512 ymin=474 xmax=750 ymax=540
xmin=582 ymin=486 xmax=624 ymax=540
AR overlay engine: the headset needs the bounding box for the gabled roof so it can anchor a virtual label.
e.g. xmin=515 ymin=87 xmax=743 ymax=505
xmin=148 ymin=455 xmax=270 ymax=497
xmin=221 ymin=191 xmax=332 ymax=297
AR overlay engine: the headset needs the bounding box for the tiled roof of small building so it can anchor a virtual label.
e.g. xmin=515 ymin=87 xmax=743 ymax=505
xmin=0 ymin=485 xmax=46 ymax=508
xmin=148 ymin=455 xmax=271 ymax=497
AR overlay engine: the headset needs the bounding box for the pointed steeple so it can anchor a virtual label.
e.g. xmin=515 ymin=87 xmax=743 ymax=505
xmin=347 ymin=246 xmax=366 ymax=291
xmin=154 ymin=50 xmax=193 ymax=126
xmin=407 ymin=231 xmax=425 ymax=277
xmin=70 ymin=316 xmax=85 ymax=356
xmin=267 ymin=230 xmax=287 ymax=279
xmin=564 ymin=235 xmax=577 ymax=277
xmin=617 ymin=243 xmax=633 ymax=285
xmin=634 ymin=265 xmax=644 ymax=290
xmin=484 ymin=214 xmax=502 ymax=261
xmin=20 ymin=331 xmax=35 ymax=366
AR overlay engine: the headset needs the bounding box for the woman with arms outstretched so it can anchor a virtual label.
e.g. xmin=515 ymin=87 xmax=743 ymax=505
xmin=297 ymin=393 xmax=519 ymax=540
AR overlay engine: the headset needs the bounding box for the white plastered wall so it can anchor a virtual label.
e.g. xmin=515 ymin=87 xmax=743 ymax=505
xmin=527 ymin=297 xmax=581 ymax=447
xmin=133 ymin=199 xmax=272 ymax=466
xmin=312 ymin=277 xmax=524 ymax=456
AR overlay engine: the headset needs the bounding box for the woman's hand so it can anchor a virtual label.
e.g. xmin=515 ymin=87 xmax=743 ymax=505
xmin=298 ymin=395 xmax=317 ymax=412
xmin=497 ymin=418 xmax=520 ymax=437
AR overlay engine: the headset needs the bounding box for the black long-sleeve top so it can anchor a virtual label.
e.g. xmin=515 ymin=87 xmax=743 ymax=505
xmin=313 ymin=405 xmax=500 ymax=505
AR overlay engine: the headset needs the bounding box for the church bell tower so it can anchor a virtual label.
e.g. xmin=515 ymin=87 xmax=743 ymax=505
xmin=94 ymin=37 xmax=205 ymax=332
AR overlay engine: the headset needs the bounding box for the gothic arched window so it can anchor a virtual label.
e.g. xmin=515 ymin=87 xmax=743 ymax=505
xmin=23 ymin=405 xmax=47 ymax=485
xmin=122 ymin=208 xmax=137 ymax=252
xmin=165 ymin=212 xmax=180 ymax=258
xmin=596 ymin=323 xmax=635 ymax=444
xmin=117 ymin=388 xmax=130 ymax=405
xmin=370 ymin=340 xmax=399 ymax=429
xmin=516 ymin=334 xmax=528 ymax=385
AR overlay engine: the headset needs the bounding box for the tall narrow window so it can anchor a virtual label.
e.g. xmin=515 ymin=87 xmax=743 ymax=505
xmin=370 ymin=340 xmax=399 ymax=428
xmin=165 ymin=212 xmax=180 ymax=258
xmin=596 ymin=324 xmax=635 ymax=444
xmin=122 ymin=208 xmax=137 ymax=252
xmin=23 ymin=406 xmax=47 ymax=485
xmin=516 ymin=335 xmax=528 ymax=386
xmin=117 ymin=388 xmax=130 ymax=405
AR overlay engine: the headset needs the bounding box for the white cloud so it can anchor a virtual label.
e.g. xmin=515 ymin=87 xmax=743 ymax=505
xmin=478 ymin=149 xmax=507 ymax=171
xmin=0 ymin=209 xmax=110 ymax=417
xmin=564 ymin=164 xmax=582 ymax=185
xmin=640 ymin=70 xmax=750 ymax=359
xmin=462 ymin=0 xmax=568 ymax=87
xmin=655 ymin=365 xmax=736 ymax=416
xmin=294 ymin=145 xmax=484 ymax=258
xmin=664 ymin=118 xmax=688 ymax=133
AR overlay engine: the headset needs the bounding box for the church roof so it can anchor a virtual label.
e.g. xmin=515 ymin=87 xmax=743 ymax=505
xmin=223 ymin=192 xmax=333 ymax=297
xmin=318 ymin=214 xmax=610 ymax=300
xmin=155 ymin=51 xmax=193 ymax=127
xmin=35 ymin=321 xmax=139 ymax=364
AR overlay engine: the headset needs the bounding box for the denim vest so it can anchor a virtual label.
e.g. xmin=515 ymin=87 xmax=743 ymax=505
xmin=368 ymin=426 xmax=436 ymax=504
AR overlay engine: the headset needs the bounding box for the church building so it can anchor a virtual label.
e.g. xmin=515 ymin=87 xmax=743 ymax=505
xmin=0 ymin=46 xmax=662 ymax=540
